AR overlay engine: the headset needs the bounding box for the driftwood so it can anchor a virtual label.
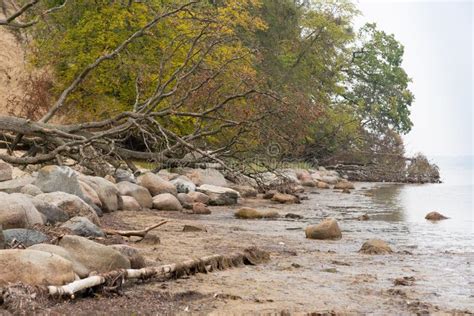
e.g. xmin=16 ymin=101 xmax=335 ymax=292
xmin=46 ymin=247 xmax=269 ymax=298
xmin=103 ymin=221 xmax=168 ymax=240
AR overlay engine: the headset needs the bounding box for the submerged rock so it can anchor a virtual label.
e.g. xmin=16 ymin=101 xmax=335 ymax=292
xmin=0 ymin=249 xmax=75 ymax=286
xmin=425 ymin=211 xmax=448 ymax=221
xmin=235 ymin=207 xmax=279 ymax=219
xmin=305 ymin=218 xmax=342 ymax=240
xmin=359 ymin=239 xmax=393 ymax=254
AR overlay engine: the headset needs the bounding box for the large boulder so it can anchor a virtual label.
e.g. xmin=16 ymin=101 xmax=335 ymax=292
xmin=0 ymin=249 xmax=75 ymax=286
xmin=33 ymin=165 xmax=85 ymax=198
xmin=334 ymin=180 xmax=355 ymax=190
xmin=271 ymin=193 xmax=299 ymax=204
xmin=20 ymin=184 xmax=43 ymax=196
xmin=117 ymin=181 xmax=152 ymax=209
xmin=171 ymin=176 xmax=196 ymax=193
xmin=321 ymin=175 xmax=339 ymax=185
xmin=108 ymin=244 xmax=146 ymax=269
xmin=186 ymin=168 xmax=228 ymax=187
xmin=305 ymin=218 xmax=342 ymax=240
xmin=121 ymin=196 xmax=142 ymax=211
xmin=0 ymin=160 xmax=13 ymax=182
xmin=196 ymin=184 xmax=239 ymax=206
xmin=0 ymin=176 xmax=35 ymax=193
xmin=230 ymin=185 xmax=258 ymax=198
xmin=80 ymin=176 xmax=122 ymax=212
xmin=316 ymin=181 xmax=330 ymax=189
xmin=2 ymin=228 xmax=49 ymax=247
xmin=137 ymin=172 xmax=177 ymax=196
xmin=78 ymin=180 xmax=102 ymax=209
xmin=188 ymin=191 xmax=210 ymax=205
xmin=35 ymin=192 xmax=100 ymax=225
xmin=30 ymin=198 xmax=69 ymax=224
xmin=0 ymin=194 xmax=44 ymax=229
xmin=114 ymin=168 xmax=136 ymax=183
xmin=29 ymin=243 xmax=90 ymax=278
xmin=152 ymin=193 xmax=182 ymax=211
xmin=359 ymin=239 xmax=393 ymax=254
xmin=60 ymin=216 xmax=104 ymax=238
xmin=177 ymin=193 xmax=193 ymax=209
xmin=58 ymin=235 xmax=130 ymax=274
xmin=425 ymin=211 xmax=448 ymax=221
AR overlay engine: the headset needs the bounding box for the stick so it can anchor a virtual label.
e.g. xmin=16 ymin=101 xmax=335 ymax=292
xmin=103 ymin=221 xmax=168 ymax=239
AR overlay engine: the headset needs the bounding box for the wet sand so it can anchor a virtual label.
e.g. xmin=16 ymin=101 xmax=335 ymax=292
xmin=45 ymin=183 xmax=474 ymax=314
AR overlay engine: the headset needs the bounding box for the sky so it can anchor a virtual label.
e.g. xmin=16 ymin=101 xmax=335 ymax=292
xmin=355 ymin=0 xmax=473 ymax=157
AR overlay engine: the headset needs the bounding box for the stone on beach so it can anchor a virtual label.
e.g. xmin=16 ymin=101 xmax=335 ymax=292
xmin=30 ymin=198 xmax=69 ymax=224
xmin=33 ymin=165 xmax=85 ymax=199
xmin=186 ymin=168 xmax=228 ymax=187
xmin=305 ymin=218 xmax=342 ymax=240
xmin=137 ymin=172 xmax=177 ymax=196
xmin=171 ymin=176 xmax=196 ymax=193
xmin=60 ymin=216 xmax=105 ymax=237
xmin=333 ymin=180 xmax=355 ymax=190
xmin=0 ymin=176 xmax=35 ymax=194
xmin=20 ymin=184 xmax=42 ymax=196
xmin=359 ymin=239 xmax=393 ymax=254
xmin=0 ymin=194 xmax=44 ymax=229
xmin=80 ymin=176 xmax=122 ymax=212
xmin=235 ymin=207 xmax=279 ymax=219
xmin=192 ymin=202 xmax=211 ymax=214
xmin=196 ymin=184 xmax=239 ymax=206
xmin=230 ymin=185 xmax=258 ymax=198
xmin=425 ymin=211 xmax=448 ymax=221
xmin=2 ymin=228 xmax=49 ymax=247
xmin=271 ymin=192 xmax=299 ymax=204
xmin=152 ymin=193 xmax=183 ymax=211
xmin=177 ymin=193 xmax=194 ymax=209
xmin=117 ymin=181 xmax=153 ymax=209
xmin=0 ymin=249 xmax=75 ymax=286
xmin=0 ymin=160 xmax=13 ymax=182
xmin=316 ymin=181 xmax=330 ymax=189
xmin=109 ymin=244 xmax=146 ymax=269
xmin=121 ymin=196 xmax=142 ymax=211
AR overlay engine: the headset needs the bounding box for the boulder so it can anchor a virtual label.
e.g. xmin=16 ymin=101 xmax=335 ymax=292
xmin=196 ymin=184 xmax=239 ymax=206
xmin=359 ymin=239 xmax=393 ymax=254
xmin=230 ymin=185 xmax=258 ymax=198
xmin=0 ymin=160 xmax=13 ymax=181
xmin=271 ymin=193 xmax=299 ymax=204
xmin=152 ymin=193 xmax=183 ymax=211
xmin=186 ymin=168 xmax=228 ymax=187
xmin=104 ymin=175 xmax=116 ymax=183
xmin=0 ymin=176 xmax=35 ymax=193
xmin=170 ymin=176 xmax=196 ymax=193
xmin=234 ymin=207 xmax=279 ymax=219
xmin=78 ymin=180 xmax=102 ymax=209
xmin=33 ymin=165 xmax=85 ymax=198
xmin=182 ymin=224 xmax=207 ymax=232
xmin=58 ymin=235 xmax=130 ymax=274
xmin=117 ymin=181 xmax=153 ymax=209
xmin=109 ymin=244 xmax=146 ymax=269
xmin=121 ymin=196 xmax=142 ymax=211
xmin=0 ymin=194 xmax=44 ymax=229
xmin=425 ymin=211 xmax=448 ymax=221
xmin=334 ymin=180 xmax=355 ymax=190
xmin=187 ymin=191 xmax=210 ymax=205
xmin=35 ymin=192 xmax=100 ymax=225
xmin=20 ymin=184 xmax=43 ymax=196
xmin=316 ymin=181 xmax=330 ymax=189
xmin=177 ymin=193 xmax=193 ymax=209
xmin=80 ymin=176 xmax=121 ymax=212
xmin=305 ymin=218 xmax=342 ymax=240
xmin=137 ymin=172 xmax=177 ymax=196
xmin=192 ymin=202 xmax=211 ymax=215
xmin=29 ymin=243 xmax=89 ymax=278
xmin=2 ymin=228 xmax=49 ymax=247
xmin=61 ymin=216 xmax=104 ymax=238
xmin=263 ymin=190 xmax=277 ymax=199
xmin=31 ymin=198 xmax=69 ymax=224
xmin=0 ymin=249 xmax=75 ymax=286
xmin=321 ymin=175 xmax=339 ymax=185
xmin=156 ymin=169 xmax=180 ymax=181
xmin=114 ymin=168 xmax=135 ymax=183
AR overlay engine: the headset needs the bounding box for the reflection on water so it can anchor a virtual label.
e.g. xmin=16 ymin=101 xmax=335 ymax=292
xmin=366 ymin=184 xmax=405 ymax=222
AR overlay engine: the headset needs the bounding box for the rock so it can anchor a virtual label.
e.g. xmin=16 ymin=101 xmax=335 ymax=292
xmin=58 ymin=235 xmax=130 ymax=274
xmin=234 ymin=207 xmax=279 ymax=219
xmin=0 ymin=176 xmax=35 ymax=193
xmin=186 ymin=168 xmax=228 ymax=187
xmin=152 ymin=193 xmax=182 ymax=211
xmin=137 ymin=172 xmax=177 ymax=196
xmin=230 ymin=185 xmax=258 ymax=198
xmin=305 ymin=218 xmax=342 ymax=240
xmin=182 ymin=224 xmax=207 ymax=232
xmin=171 ymin=176 xmax=196 ymax=193
xmin=109 ymin=244 xmax=146 ymax=269
xmin=187 ymin=191 xmax=210 ymax=205
xmin=0 ymin=194 xmax=44 ymax=229
xmin=285 ymin=213 xmax=303 ymax=219
xmin=104 ymin=174 xmax=116 ymax=183
xmin=20 ymin=184 xmax=43 ymax=196
xmin=0 ymin=225 xmax=4 ymax=249
xmin=359 ymin=239 xmax=393 ymax=254
xmin=121 ymin=196 xmax=142 ymax=211
xmin=61 ymin=216 xmax=104 ymax=238
xmin=29 ymin=243 xmax=89 ymax=278
xmin=271 ymin=193 xmax=299 ymax=204
xmin=196 ymin=184 xmax=239 ymax=206
xmin=31 ymin=198 xmax=69 ymax=224
xmin=299 ymin=173 xmax=316 ymax=187
xmin=425 ymin=211 xmax=448 ymax=221
xmin=0 ymin=249 xmax=75 ymax=286
xmin=263 ymin=190 xmax=277 ymax=199
xmin=393 ymin=276 xmax=415 ymax=286
xmin=192 ymin=202 xmax=211 ymax=214
xmin=117 ymin=181 xmax=153 ymax=209
xmin=316 ymin=181 xmax=330 ymax=189
xmin=80 ymin=176 xmax=121 ymax=212
xmin=156 ymin=169 xmax=180 ymax=181
xmin=293 ymin=185 xmax=305 ymax=193
xmin=79 ymin=180 xmax=102 ymax=209
xmin=114 ymin=168 xmax=135 ymax=183
xmin=334 ymin=180 xmax=355 ymax=190
xmin=321 ymin=175 xmax=339 ymax=185
xmin=0 ymin=160 xmax=13 ymax=181
xmin=357 ymin=214 xmax=370 ymax=221
xmin=2 ymin=228 xmax=49 ymax=247
xmin=342 ymin=188 xmax=351 ymax=194
xmin=33 ymin=165 xmax=85 ymax=198
xmin=177 ymin=193 xmax=194 ymax=209
xmin=35 ymin=192 xmax=100 ymax=225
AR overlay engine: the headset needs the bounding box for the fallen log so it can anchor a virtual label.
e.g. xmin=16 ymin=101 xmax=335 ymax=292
xmin=103 ymin=221 xmax=168 ymax=240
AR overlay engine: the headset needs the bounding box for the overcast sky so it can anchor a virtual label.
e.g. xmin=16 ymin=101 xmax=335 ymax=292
xmin=355 ymin=0 xmax=473 ymax=157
